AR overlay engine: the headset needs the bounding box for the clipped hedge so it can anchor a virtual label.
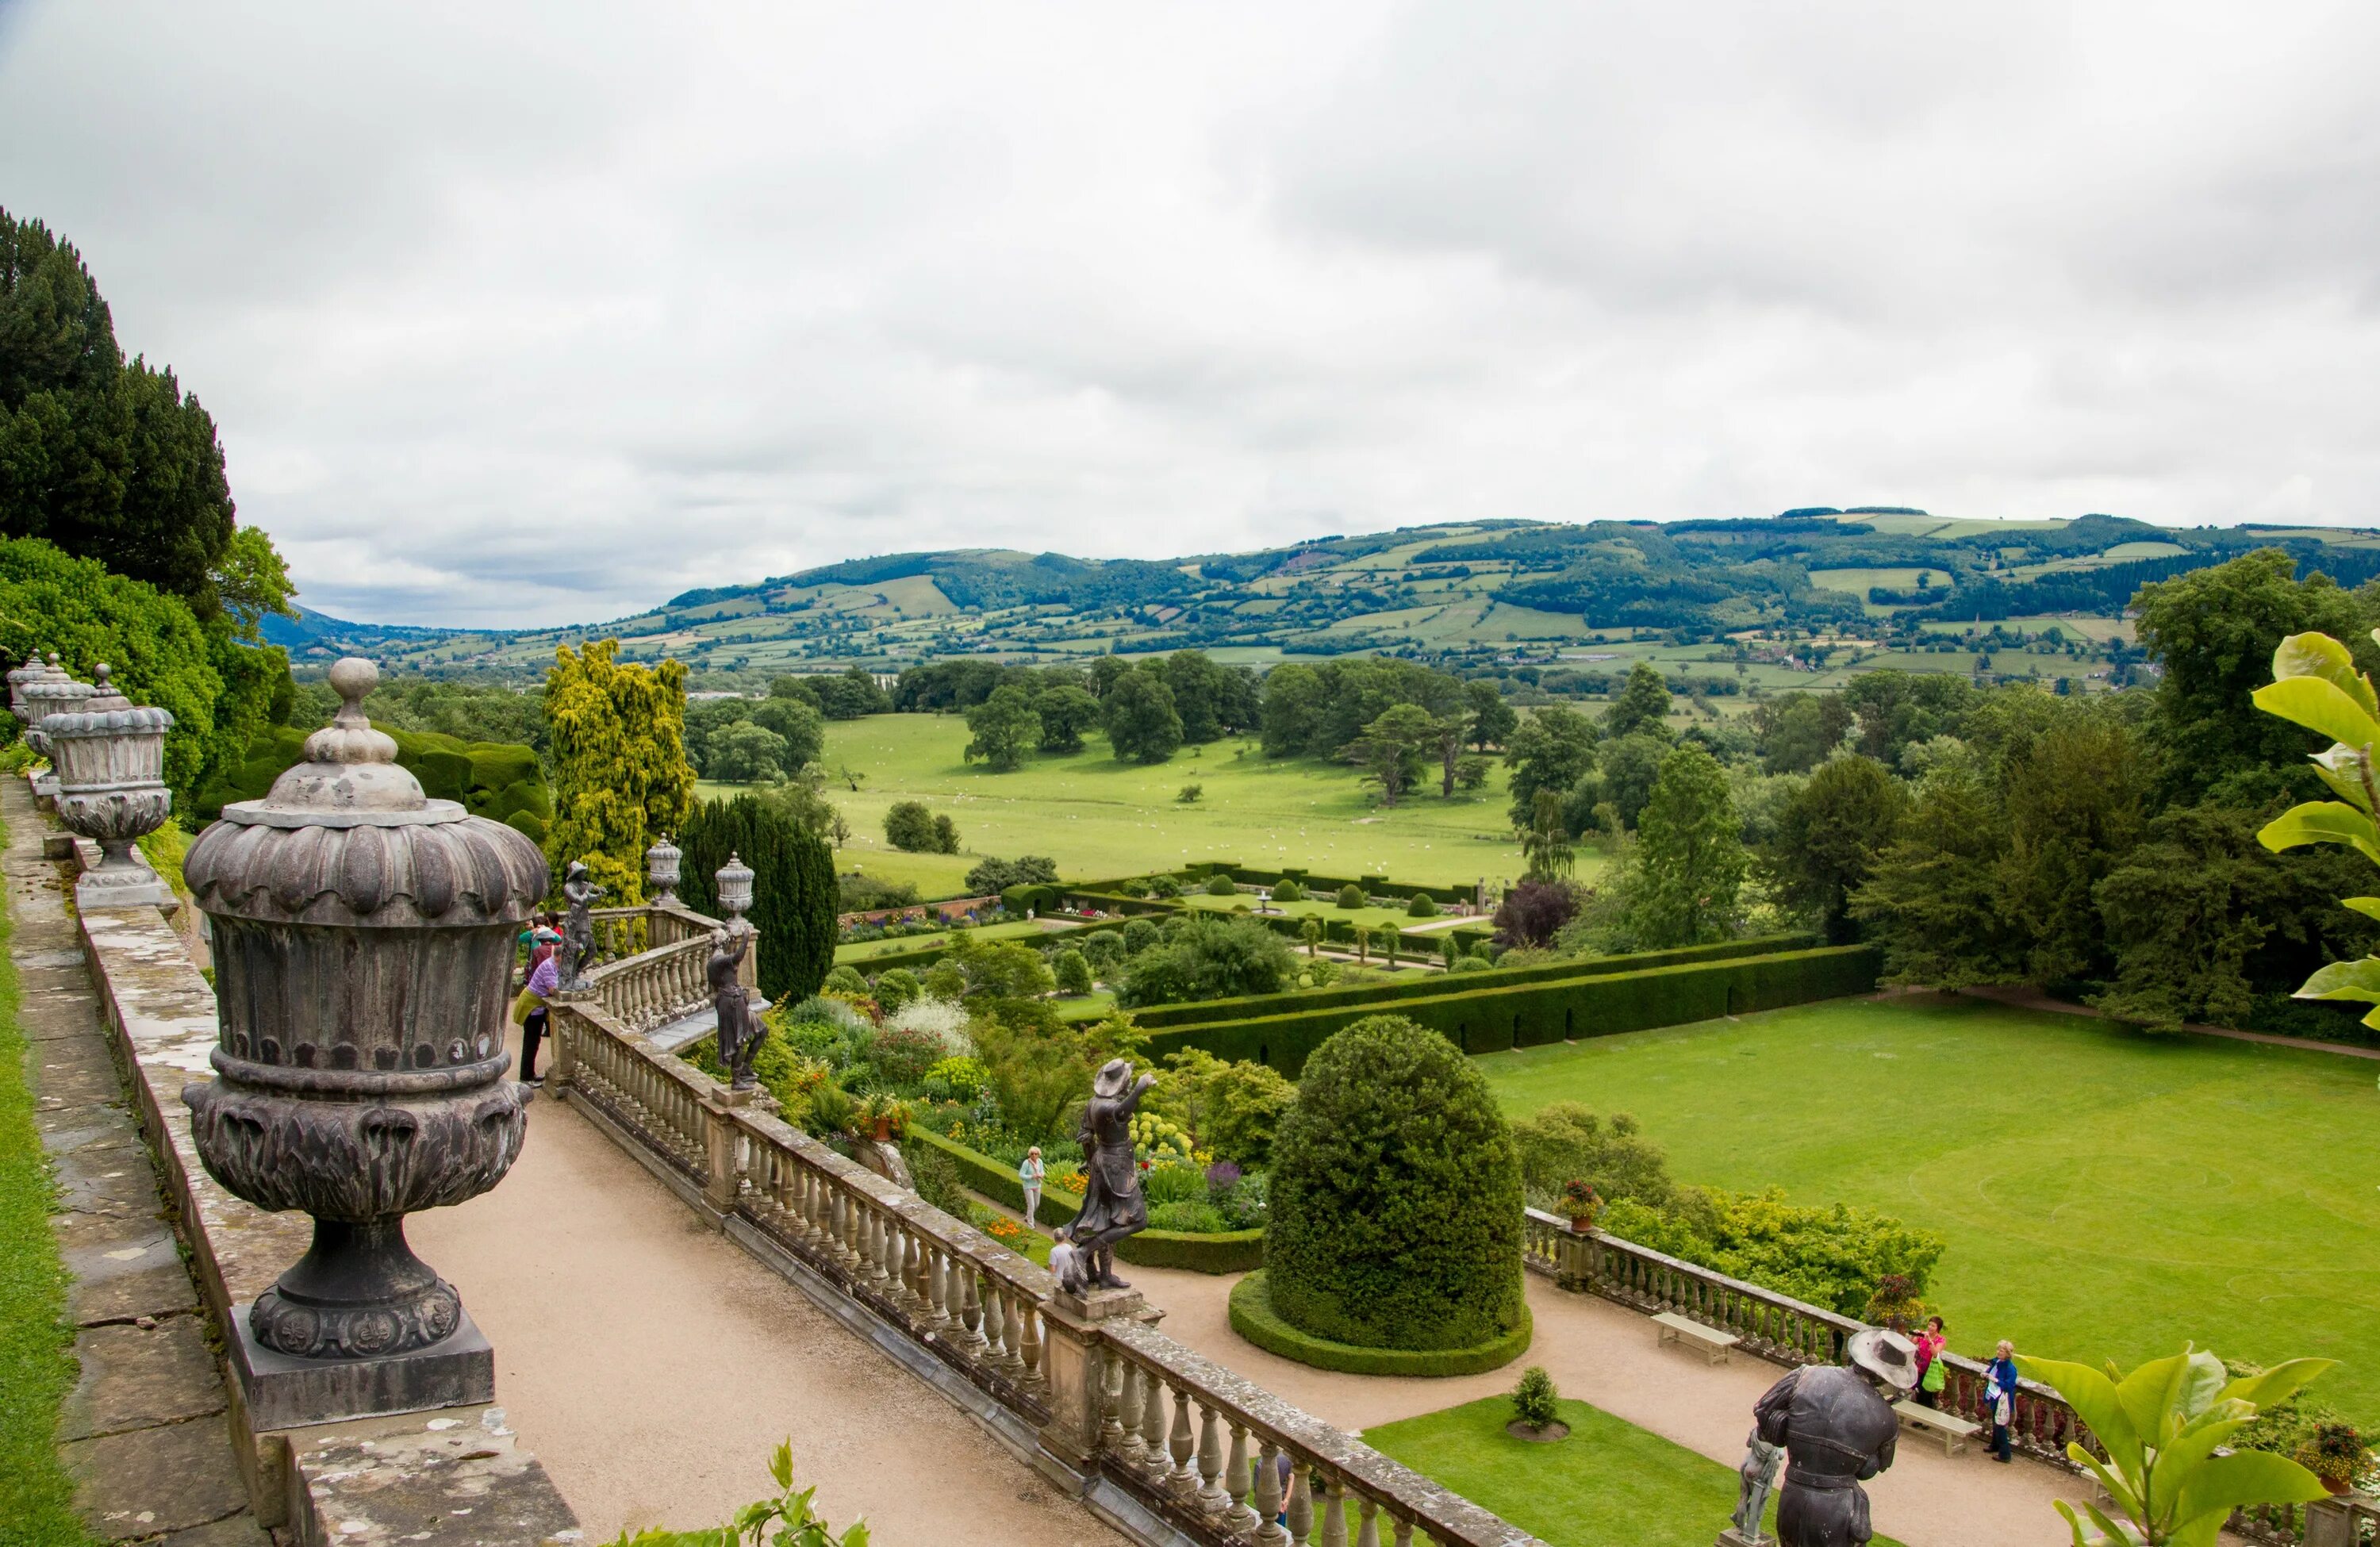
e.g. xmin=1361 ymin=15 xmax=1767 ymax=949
xmin=1146 ymin=944 xmax=1879 ymax=1074
xmin=195 ymin=721 xmax=549 ymax=831
xmin=1130 ymin=934 xmax=1815 ymax=1029
xmin=1227 ymin=1272 xmax=1530 ymax=1376
xmin=901 ymin=1127 xmax=1263 ymax=1273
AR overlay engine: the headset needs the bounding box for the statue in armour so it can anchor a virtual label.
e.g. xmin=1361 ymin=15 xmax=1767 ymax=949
xmin=558 ymin=862 xmax=606 ymax=989
xmin=1741 ymin=1329 xmax=1917 ymax=1547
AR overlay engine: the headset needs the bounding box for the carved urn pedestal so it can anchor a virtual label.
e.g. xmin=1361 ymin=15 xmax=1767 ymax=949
xmin=181 ymin=658 xmax=549 ymax=1428
xmin=45 ymin=666 xmax=178 ymax=913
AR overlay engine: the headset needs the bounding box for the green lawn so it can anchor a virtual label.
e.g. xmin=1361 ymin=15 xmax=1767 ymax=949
xmin=832 ymin=919 xmax=1046 ymax=963
xmin=795 ymin=715 xmax=1534 ymax=898
xmin=1478 ymin=996 xmax=2380 ymax=1421
xmin=1177 ymin=893 xmax=1463 ymax=934
xmin=0 ymin=813 xmax=86 ymax=1541
xmin=1363 ymin=1397 xmax=1900 ymax=1547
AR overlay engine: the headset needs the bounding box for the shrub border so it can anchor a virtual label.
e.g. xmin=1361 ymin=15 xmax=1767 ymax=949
xmin=904 ymin=1126 xmax=1265 ymax=1273
xmin=1226 ymin=1271 xmax=1532 ymax=1376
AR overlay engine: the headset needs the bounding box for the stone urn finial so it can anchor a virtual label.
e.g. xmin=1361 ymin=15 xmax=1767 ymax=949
xmin=46 ymin=664 xmax=176 ymax=907
xmin=181 ymin=655 xmax=548 ymax=1411
xmin=647 ymin=832 xmax=682 ymax=904
xmin=716 ymin=850 xmax=754 ymax=930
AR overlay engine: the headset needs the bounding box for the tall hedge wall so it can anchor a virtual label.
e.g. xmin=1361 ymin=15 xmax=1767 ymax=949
xmin=1145 ymin=945 xmax=1879 ymax=1074
xmin=1128 ymin=934 xmax=1815 ymax=1028
xmin=193 ymin=721 xmax=551 ymax=845
xmin=680 ymin=793 xmax=836 ymax=1004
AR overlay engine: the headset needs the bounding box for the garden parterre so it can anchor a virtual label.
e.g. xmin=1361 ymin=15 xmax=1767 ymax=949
xmin=1480 ymin=993 xmax=2380 ymax=1422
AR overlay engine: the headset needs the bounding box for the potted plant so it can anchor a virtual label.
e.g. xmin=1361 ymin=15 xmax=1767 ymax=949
xmin=1561 ymin=1180 xmax=1601 ymax=1232
xmin=858 ymin=1093 xmax=912 ymax=1142
xmin=2296 ymin=1421 xmax=2364 ymax=1496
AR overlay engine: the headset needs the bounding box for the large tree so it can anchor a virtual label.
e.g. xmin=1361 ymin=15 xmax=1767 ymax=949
xmin=0 ymin=209 xmax=249 ymax=615
xmin=1630 ymin=743 xmax=1747 ymax=946
xmin=2133 ymin=548 xmax=2378 ymax=804
xmin=1103 ymin=670 xmax=1183 ymax=763
xmin=963 ymin=682 xmax=1041 ymax=771
xmin=1851 ymin=763 xmax=2025 ymax=988
xmin=1603 ymin=662 xmax=1674 ymax=740
xmin=678 ymin=792 xmax=836 ymax=1003
xmin=1464 ymin=679 xmax=1518 ymax=752
xmin=545 ymin=639 xmax=698 ymax=903
xmin=1032 ymin=683 xmax=1100 ymax=752
xmin=1342 ymin=701 xmax=1437 ymax=806
xmin=1503 ymin=703 xmax=1597 ymax=828
xmin=1760 ymin=754 xmax=1905 ymax=942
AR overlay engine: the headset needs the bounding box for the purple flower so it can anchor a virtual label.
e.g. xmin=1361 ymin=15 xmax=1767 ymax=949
xmin=1205 ymin=1161 xmax=1242 ymax=1196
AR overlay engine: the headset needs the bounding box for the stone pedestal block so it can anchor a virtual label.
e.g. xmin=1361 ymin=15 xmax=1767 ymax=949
xmin=231 ymin=1300 xmax=493 ymax=1431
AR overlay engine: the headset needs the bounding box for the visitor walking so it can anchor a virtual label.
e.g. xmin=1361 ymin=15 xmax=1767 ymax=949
xmin=1983 ymin=1338 xmax=2019 ymax=1462
xmin=1913 ymin=1315 xmax=1948 ymax=1408
xmin=515 ymin=947 xmax=559 ymax=1087
xmin=1019 ymin=1146 xmax=1046 ymax=1230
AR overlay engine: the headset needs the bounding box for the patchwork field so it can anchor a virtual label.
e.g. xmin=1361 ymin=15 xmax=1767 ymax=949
xmin=723 ymin=713 xmax=1543 ymax=896
xmin=1363 ymin=1397 xmax=1902 ymax=1547
xmin=1477 ymin=994 xmax=2380 ymax=1421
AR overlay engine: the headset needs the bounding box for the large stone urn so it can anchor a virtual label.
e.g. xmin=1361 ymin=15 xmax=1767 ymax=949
xmin=8 ymin=648 xmax=68 ymax=724
xmin=21 ymin=669 xmax=96 ymax=800
xmin=46 ymin=665 xmax=177 ymax=910
xmin=646 ymin=832 xmax=681 ymax=904
xmin=182 ymin=657 xmax=548 ymax=1424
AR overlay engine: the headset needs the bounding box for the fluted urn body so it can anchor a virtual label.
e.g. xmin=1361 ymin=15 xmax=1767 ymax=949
xmin=716 ymin=850 xmax=754 ymax=926
xmin=182 ymin=657 xmax=548 ymax=1361
xmin=8 ymin=649 xmax=68 ymax=724
xmin=21 ymin=672 xmax=95 ymax=760
xmin=647 ymin=833 xmax=681 ymax=903
xmin=48 ymin=666 xmax=175 ymax=890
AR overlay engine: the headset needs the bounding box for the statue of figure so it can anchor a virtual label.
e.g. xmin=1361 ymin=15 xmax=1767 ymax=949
xmin=710 ymin=925 xmax=763 ymax=1089
xmin=558 ymin=862 xmax=606 ymax=988
xmin=1749 ymin=1330 xmax=1917 ymax=1547
xmin=1729 ymin=1433 xmax=1785 ymax=1542
xmin=1071 ymin=1058 xmax=1156 ymax=1290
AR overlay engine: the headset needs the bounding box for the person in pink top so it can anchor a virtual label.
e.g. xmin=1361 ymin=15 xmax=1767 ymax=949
xmin=1912 ymin=1315 xmax=1948 ymax=1407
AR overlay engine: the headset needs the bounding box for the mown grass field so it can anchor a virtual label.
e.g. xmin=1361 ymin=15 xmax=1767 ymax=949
xmin=1362 ymin=1397 xmax=1902 ymax=1547
xmin=736 ymin=714 xmax=1541 ymax=897
xmin=1478 ymin=995 xmax=2380 ymax=1421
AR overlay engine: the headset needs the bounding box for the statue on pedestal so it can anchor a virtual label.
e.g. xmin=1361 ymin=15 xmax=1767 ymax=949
xmin=1071 ymin=1058 xmax=1155 ymax=1290
xmin=1740 ymin=1330 xmax=1917 ymax=1547
xmin=710 ymin=925 xmax=764 ymax=1089
xmin=558 ymin=862 xmax=605 ymax=988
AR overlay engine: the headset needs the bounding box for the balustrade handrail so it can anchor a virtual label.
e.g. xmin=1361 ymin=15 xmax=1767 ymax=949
xmin=1102 ymin=1319 xmax=1541 ymax=1547
xmin=582 ymin=931 xmax=710 ymax=985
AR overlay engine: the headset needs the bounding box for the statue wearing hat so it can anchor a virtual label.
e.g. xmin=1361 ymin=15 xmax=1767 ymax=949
xmin=1070 ymin=1058 xmax=1157 ymax=1291
xmin=558 ymin=862 xmax=606 ymax=990
xmin=1732 ymin=1328 xmax=1916 ymax=1547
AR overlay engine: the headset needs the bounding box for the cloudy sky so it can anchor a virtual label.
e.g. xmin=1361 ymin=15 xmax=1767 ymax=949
xmin=3 ymin=2 xmax=2377 ymax=627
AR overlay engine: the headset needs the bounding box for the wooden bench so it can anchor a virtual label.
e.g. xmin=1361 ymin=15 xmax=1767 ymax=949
xmin=1894 ymin=1399 xmax=1980 ymax=1457
xmin=1653 ymin=1311 xmax=1740 ymax=1365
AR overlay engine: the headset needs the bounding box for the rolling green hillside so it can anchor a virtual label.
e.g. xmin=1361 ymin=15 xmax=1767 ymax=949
xmin=278 ymin=510 xmax=2380 ymax=677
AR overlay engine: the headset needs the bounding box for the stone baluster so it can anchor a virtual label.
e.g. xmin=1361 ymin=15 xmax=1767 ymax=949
xmin=919 ymin=1241 xmax=947 ymax=1327
xmin=1138 ymin=1374 xmax=1167 ymax=1482
xmin=1225 ymin=1423 xmax=1258 ymax=1534
xmin=1319 ymin=1472 xmax=1349 ymax=1547
xmin=1115 ymin=1362 xmax=1147 ymax=1466
xmin=1196 ymin=1399 xmax=1227 ymax=1517
xmin=1018 ymin=1295 xmax=1042 ymax=1388
xmin=1355 ymin=1495 xmax=1380 ymax=1547
xmin=904 ymin=1227 xmax=929 ymax=1311
xmin=1286 ymin=1462 xmax=1313 ymax=1544
xmin=1390 ymin=1513 xmax=1414 ymax=1547
xmin=1099 ymin=1349 xmax=1125 ymax=1454
xmin=983 ymin=1279 xmax=1013 ymax=1373
xmin=959 ymin=1262 xmax=987 ymax=1349
xmin=1253 ymin=1440 xmax=1288 ymax=1547
xmin=1167 ymin=1382 xmax=1196 ymax=1498
xmin=940 ymin=1251 xmax=965 ymax=1337
xmin=841 ymin=1187 xmax=862 ymax=1268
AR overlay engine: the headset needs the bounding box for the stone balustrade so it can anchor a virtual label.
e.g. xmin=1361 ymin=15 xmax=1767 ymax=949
xmin=581 ymin=934 xmax=716 ymax=1036
xmin=546 ymin=967 xmax=1549 ymax=1547
xmin=1524 ymin=1209 xmax=2097 ymax=1468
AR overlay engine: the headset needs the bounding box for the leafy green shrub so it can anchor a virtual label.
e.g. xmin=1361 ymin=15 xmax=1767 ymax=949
xmin=1599 ymin=1186 xmax=1944 ymax=1318
xmin=1119 ymin=917 xmax=1297 ymax=1008
xmin=1203 ymin=873 xmax=1238 ymax=896
xmin=1336 ymin=883 xmax=1366 ymax=908
xmin=1510 ymin=1103 xmax=1676 ymax=1208
xmin=823 ymin=965 xmax=869 ymax=996
xmin=922 ymin=960 xmax=966 ymax=1002
xmin=1081 ymin=930 xmax=1127 ymax=974
xmin=1150 ymin=1200 xmax=1230 ymax=1233
xmin=1052 ymin=948 xmax=1094 ymax=996
xmin=1157 ymin=1048 xmax=1295 ymax=1167
xmin=1149 ymin=875 xmax=1183 ymax=899
xmin=1512 ymin=1366 xmax=1560 ymax=1430
xmin=921 ymin=1055 xmax=987 ymax=1104
xmin=1272 ymin=877 xmax=1304 ymax=903
xmin=872 ymin=967 xmax=922 ymax=1015
xmin=599 ymin=1441 xmax=865 ymax=1547
xmin=1407 ymin=893 xmax=1438 ymax=919
xmin=869 ymin=1022 xmax=945 ymax=1089
xmin=1142 ymin=1162 xmax=1210 ymax=1205
xmin=1265 ymin=1015 xmax=1526 ymax=1352
xmin=1121 ymin=918 xmax=1161 ymax=955
xmin=904 ymin=1138 xmax=970 ymax=1219
xmin=1228 ymin=1273 xmax=1530 ymax=1376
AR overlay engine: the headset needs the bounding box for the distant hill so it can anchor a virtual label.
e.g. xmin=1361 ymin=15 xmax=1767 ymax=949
xmin=305 ymin=512 xmax=2380 ymax=677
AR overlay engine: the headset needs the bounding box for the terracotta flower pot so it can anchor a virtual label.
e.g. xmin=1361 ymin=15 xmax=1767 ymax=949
xmin=872 ymin=1117 xmax=893 ymax=1142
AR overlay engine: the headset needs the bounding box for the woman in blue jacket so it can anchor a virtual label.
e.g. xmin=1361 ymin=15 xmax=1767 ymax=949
xmin=1984 ymin=1340 xmax=2020 ymax=1462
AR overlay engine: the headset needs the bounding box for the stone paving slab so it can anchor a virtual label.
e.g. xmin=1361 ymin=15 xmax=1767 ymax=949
xmin=62 ymin=1415 xmax=252 ymax=1541
xmin=157 ymin=1513 xmax=275 ymax=1547
xmin=67 ymin=1233 xmax=200 ymax=1326
xmin=60 ymin=1316 xmax=228 ymax=1441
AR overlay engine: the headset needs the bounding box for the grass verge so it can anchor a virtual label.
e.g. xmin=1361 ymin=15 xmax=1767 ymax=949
xmin=0 ymin=812 xmax=89 ymax=1543
xmin=1362 ymin=1395 xmax=1905 ymax=1547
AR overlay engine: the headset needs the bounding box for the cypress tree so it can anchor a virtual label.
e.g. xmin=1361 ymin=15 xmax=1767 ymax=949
xmin=679 ymin=793 xmax=836 ymax=1004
